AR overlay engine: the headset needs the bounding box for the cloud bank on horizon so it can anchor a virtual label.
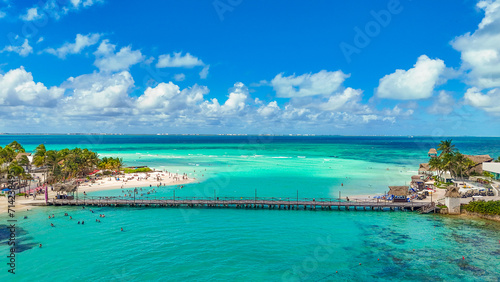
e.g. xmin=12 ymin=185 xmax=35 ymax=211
xmin=0 ymin=0 xmax=499 ymax=135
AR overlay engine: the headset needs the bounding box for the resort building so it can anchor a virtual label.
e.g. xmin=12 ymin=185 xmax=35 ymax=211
xmin=419 ymin=155 xmax=493 ymax=180
xmin=483 ymin=162 xmax=500 ymax=180
xmin=464 ymin=155 xmax=493 ymax=175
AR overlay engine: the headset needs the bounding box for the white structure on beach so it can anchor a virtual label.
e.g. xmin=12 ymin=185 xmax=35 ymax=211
xmin=445 ymin=186 xmax=461 ymax=214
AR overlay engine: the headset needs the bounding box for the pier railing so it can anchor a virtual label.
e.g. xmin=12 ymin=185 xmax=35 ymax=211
xmin=50 ymin=196 xmax=430 ymax=211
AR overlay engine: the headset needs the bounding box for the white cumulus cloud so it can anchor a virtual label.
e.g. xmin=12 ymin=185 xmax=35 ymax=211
xmin=451 ymin=0 xmax=500 ymax=88
xmin=201 ymin=82 xmax=249 ymax=117
xmin=136 ymin=82 xmax=208 ymax=113
xmin=61 ymin=71 xmax=135 ymax=115
xmin=45 ymin=33 xmax=101 ymax=58
xmin=0 ymin=67 xmax=63 ymax=107
xmin=199 ymin=65 xmax=210 ymax=79
xmin=1 ymin=39 xmax=33 ymax=57
xmin=376 ymin=55 xmax=446 ymax=100
xmin=463 ymin=87 xmax=500 ymax=114
xmin=174 ymin=73 xmax=186 ymax=81
xmin=94 ymin=40 xmax=145 ymax=72
xmin=318 ymin=88 xmax=363 ymax=112
xmin=71 ymin=0 xmax=103 ymax=9
xmin=20 ymin=7 xmax=43 ymax=21
xmin=257 ymin=101 xmax=281 ymax=118
xmin=156 ymin=52 xmax=204 ymax=68
xmin=271 ymin=70 xmax=349 ymax=98
xmin=428 ymin=91 xmax=456 ymax=115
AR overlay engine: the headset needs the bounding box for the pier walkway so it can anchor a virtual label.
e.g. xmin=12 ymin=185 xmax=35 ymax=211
xmin=49 ymin=196 xmax=433 ymax=212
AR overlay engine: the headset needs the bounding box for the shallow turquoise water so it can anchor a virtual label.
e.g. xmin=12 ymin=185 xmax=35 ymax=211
xmin=1 ymin=135 xmax=500 ymax=281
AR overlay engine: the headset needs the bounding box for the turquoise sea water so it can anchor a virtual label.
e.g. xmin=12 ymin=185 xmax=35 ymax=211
xmin=1 ymin=135 xmax=500 ymax=281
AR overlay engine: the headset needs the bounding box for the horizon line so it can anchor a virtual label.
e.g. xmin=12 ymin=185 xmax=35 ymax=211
xmin=1 ymin=133 xmax=499 ymax=138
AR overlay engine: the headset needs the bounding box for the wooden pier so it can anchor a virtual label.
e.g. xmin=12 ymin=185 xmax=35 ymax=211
xmin=49 ymin=196 xmax=434 ymax=212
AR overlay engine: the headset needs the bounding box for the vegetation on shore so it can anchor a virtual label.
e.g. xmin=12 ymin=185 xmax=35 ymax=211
xmin=0 ymin=141 xmax=33 ymax=186
xmin=123 ymin=167 xmax=153 ymax=173
xmin=1 ymin=141 xmax=126 ymax=185
xmin=428 ymin=139 xmax=498 ymax=180
xmin=464 ymin=200 xmax=500 ymax=216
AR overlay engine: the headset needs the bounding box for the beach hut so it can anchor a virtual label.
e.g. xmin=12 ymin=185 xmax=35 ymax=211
xmin=418 ymin=163 xmax=436 ymax=175
xmin=54 ymin=182 xmax=78 ymax=200
xmin=388 ymin=186 xmax=409 ymax=202
xmin=444 ymin=186 xmax=461 ymax=214
xmin=428 ymin=148 xmax=438 ymax=158
xmin=411 ymin=175 xmax=424 ymax=190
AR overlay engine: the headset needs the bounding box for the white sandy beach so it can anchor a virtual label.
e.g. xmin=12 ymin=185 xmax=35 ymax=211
xmin=0 ymin=171 xmax=196 ymax=214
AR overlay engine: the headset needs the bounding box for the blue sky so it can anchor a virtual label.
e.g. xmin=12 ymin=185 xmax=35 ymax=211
xmin=1 ymin=0 xmax=500 ymax=135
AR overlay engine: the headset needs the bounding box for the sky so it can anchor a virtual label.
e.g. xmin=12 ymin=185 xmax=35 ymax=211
xmin=1 ymin=0 xmax=500 ymax=136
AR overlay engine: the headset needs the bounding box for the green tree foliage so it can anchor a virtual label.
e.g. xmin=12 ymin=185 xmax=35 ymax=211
xmin=98 ymin=157 xmax=124 ymax=171
xmin=433 ymin=139 xmax=478 ymax=179
xmin=0 ymin=146 xmax=16 ymax=163
xmin=465 ymin=201 xmax=500 ymax=216
xmin=437 ymin=139 xmax=456 ymax=156
xmin=7 ymin=141 xmax=25 ymax=153
xmin=1 ymin=142 xmax=122 ymax=184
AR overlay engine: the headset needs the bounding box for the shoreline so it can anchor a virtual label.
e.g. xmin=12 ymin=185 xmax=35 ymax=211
xmin=459 ymin=210 xmax=500 ymax=223
xmin=0 ymin=170 xmax=197 ymax=215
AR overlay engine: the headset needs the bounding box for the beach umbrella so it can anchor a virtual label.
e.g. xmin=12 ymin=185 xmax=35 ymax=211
xmin=2 ymin=188 xmax=11 ymax=192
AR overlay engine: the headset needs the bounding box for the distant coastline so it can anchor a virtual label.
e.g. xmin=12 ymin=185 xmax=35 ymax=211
xmin=1 ymin=133 xmax=500 ymax=137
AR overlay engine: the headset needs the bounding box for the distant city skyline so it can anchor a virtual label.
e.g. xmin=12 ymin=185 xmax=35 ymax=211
xmin=1 ymin=0 xmax=500 ymax=136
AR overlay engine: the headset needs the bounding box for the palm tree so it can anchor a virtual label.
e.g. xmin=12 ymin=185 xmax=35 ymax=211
xmin=45 ymin=150 xmax=60 ymax=182
xmin=7 ymin=141 xmax=25 ymax=153
xmin=8 ymin=162 xmax=24 ymax=178
xmin=463 ymin=157 xmax=475 ymax=177
xmin=428 ymin=157 xmax=443 ymax=179
xmin=453 ymin=153 xmax=468 ymax=180
xmin=0 ymin=146 xmax=16 ymax=163
xmin=496 ymin=156 xmax=500 ymax=163
xmin=437 ymin=139 xmax=456 ymax=156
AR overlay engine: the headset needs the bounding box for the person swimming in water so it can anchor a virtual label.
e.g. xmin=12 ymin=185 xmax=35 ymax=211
xmin=39 ymin=244 xmax=42 ymax=248
xmin=50 ymin=223 xmax=55 ymax=227
xmin=121 ymin=228 xmax=124 ymax=231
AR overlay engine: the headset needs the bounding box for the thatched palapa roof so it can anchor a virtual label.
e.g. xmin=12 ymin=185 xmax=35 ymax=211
xmin=411 ymin=175 xmax=422 ymax=180
xmin=15 ymin=152 xmax=32 ymax=161
xmin=53 ymin=183 xmax=77 ymax=193
xmin=388 ymin=186 xmax=409 ymax=196
xmin=418 ymin=163 xmax=434 ymax=173
xmin=464 ymin=155 xmax=493 ymax=165
xmin=445 ymin=186 xmax=460 ymax=198
xmin=428 ymin=148 xmax=437 ymax=155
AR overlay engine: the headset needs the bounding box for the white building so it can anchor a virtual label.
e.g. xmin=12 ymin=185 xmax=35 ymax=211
xmin=483 ymin=162 xmax=500 ymax=180
xmin=445 ymin=186 xmax=461 ymax=214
